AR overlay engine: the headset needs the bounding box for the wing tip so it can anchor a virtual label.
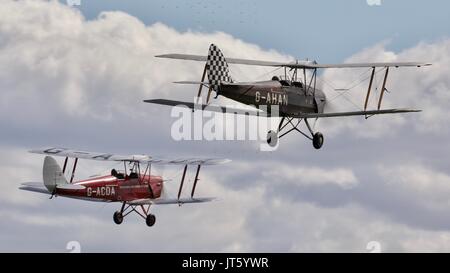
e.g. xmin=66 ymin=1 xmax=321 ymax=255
xmin=29 ymin=147 xmax=48 ymax=154
xmin=217 ymin=158 xmax=232 ymax=165
xmin=396 ymin=108 xmax=422 ymax=113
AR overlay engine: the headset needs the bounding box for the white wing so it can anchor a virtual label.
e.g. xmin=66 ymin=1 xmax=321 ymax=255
xmin=128 ymin=197 xmax=216 ymax=205
xmin=145 ymin=100 xmax=420 ymax=118
xmin=29 ymin=147 xmax=231 ymax=166
xmin=156 ymin=54 xmax=431 ymax=69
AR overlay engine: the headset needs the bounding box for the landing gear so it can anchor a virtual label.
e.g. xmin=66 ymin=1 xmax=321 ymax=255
xmin=113 ymin=202 xmax=155 ymax=227
xmin=272 ymin=117 xmax=324 ymax=149
xmin=312 ymin=132 xmax=324 ymax=149
xmin=146 ymin=214 xmax=156 ymax=227
xmin=113 ymin=211 xmax=123 ymax=225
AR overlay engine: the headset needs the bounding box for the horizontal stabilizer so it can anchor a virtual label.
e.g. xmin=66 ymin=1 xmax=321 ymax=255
xmin=174 ymin=81 xmax=209 ymax=85
xmin=56 ymin=184 xmax=85 ymax=190
xmin=19 ymin=182 xmax=50 ymax=194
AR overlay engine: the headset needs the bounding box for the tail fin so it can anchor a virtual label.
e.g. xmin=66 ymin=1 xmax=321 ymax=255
xmin=43 ymin=156 xmax=68 ymax=192
xmin=207 ymin=44 xmax=233 ymax=92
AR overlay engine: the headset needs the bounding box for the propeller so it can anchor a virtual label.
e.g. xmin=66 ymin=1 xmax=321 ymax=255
xmin=151 ymin=164 xmax=179 ymax=200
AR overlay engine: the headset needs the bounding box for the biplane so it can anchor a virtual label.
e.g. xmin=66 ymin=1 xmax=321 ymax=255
xmin=20 ymin=147 xmax=230 ymax=227
xmin=145 ymin=44 xmax=431 ymax=149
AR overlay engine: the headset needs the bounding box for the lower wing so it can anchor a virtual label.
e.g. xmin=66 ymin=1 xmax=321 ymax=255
xmin=145 ymin=99 xmax=420 ymax=118
xmin=292 ymin=108 xmax=421 ymax=118
xmin=128 ymin=197 xmax=216 ymax=205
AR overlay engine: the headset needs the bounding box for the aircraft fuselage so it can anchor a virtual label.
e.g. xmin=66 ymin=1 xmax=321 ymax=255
xmin=219 ymin=80 xmax=326 ymax=117
xmin=55 ymin=174 xmax=163 ymax=202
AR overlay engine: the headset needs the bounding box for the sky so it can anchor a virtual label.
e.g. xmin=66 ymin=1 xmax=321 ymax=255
xmin=0 ymin=0 xmax=450 ymax=252
xmin=77 ymin=0 xmax=450 ymax=62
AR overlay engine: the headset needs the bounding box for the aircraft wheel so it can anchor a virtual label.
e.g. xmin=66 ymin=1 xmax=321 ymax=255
xmin=113 ymin=211 xmax=123 ymax=225
xmin=313 ymin=132 xmax=324 ymax=149
xmin=266 ymin=130 xmax=278 ymax=147
xmin=146 ymin=214 xmax=156 ymax=227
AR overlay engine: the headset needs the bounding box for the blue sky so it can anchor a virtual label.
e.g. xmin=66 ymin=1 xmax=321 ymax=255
xmin=75 ymin=0 xmax=450 ymax=62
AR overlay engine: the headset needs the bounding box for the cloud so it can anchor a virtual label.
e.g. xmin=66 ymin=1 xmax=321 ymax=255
xmin=262 ymin=165 xmax=358 ymax=189
xmin=319 ymin=39 xmax=450 ymax=137
xmin=378 ymin=164 xmax=450 ymax=212
xmin=0 ymin=0 xmax=291 ymax=122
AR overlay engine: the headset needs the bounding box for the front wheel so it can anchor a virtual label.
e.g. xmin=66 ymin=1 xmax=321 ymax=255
xmin=146 ymin=214 xmax=156 ymax=227
xmin=113 ymin=211 xmax=123 ymax=225
xmin=312 ymin=132 xmax=324 ymax=149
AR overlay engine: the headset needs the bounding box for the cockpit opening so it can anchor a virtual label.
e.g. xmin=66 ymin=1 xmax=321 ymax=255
xmin=111 ymin=168 xmax=125 ymax=179
xmin=271 ymin=75 xmax=294 ymax=87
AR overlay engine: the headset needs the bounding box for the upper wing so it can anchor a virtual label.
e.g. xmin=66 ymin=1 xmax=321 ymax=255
xmin=30 ymin=147 xmax=231 ymax=166
xmin=128 ymin=197 xmax=216 ymax=205
xmin=292 ymin=108 xmax=421 ymax=119
xmin=304 ymin=62 xmax=431 ymax=69
xmin=156 ymin=54 xmax=287 ymax=67
xmin=156 ymin=54 xmax=431 ymax=69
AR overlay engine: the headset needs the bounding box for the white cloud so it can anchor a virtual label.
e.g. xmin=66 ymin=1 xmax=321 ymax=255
xmin=0 ymin=0 xmax=291 ymax=122
xmin=378 ymin=164 xmax=450 ymax=211
xmin=263 ymin=165 xmax=358 ymax=189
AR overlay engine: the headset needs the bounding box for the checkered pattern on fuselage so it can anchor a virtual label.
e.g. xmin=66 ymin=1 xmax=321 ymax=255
xmin=207 ymin=44 xmax=232 ymax=92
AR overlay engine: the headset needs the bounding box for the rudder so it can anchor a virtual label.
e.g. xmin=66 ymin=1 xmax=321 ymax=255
xmin=207 ymin=44 xmax=233 ymax=92
xmin=43 ymin=156 xmax=68 ymax=193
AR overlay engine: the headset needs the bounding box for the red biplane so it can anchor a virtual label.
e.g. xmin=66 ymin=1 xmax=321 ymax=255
xmin=20 ymin=147 xmax=230 ymax=227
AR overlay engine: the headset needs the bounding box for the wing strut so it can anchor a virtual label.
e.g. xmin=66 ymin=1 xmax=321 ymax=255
xmin=363 ymin=67 xmax=391 ymax=119
xmin=62 ymin=157 xmax=68 ymax=174
xmin=196 ymin=64 xmax=208 ymax=104
xmin=206 ymin=86 xmax=213 ymax=104
xmin=177 ymin=165 xmax=188 ymax=201
xmin=364 ymin=67 xmax=376 ymax=112
xmin=70 ymin=158 xmax=78 ymax=183
xmin=191 ymin=165 xmax=201 ymax=198
xmin=378 ymin=67 xmax=390 ymax=110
